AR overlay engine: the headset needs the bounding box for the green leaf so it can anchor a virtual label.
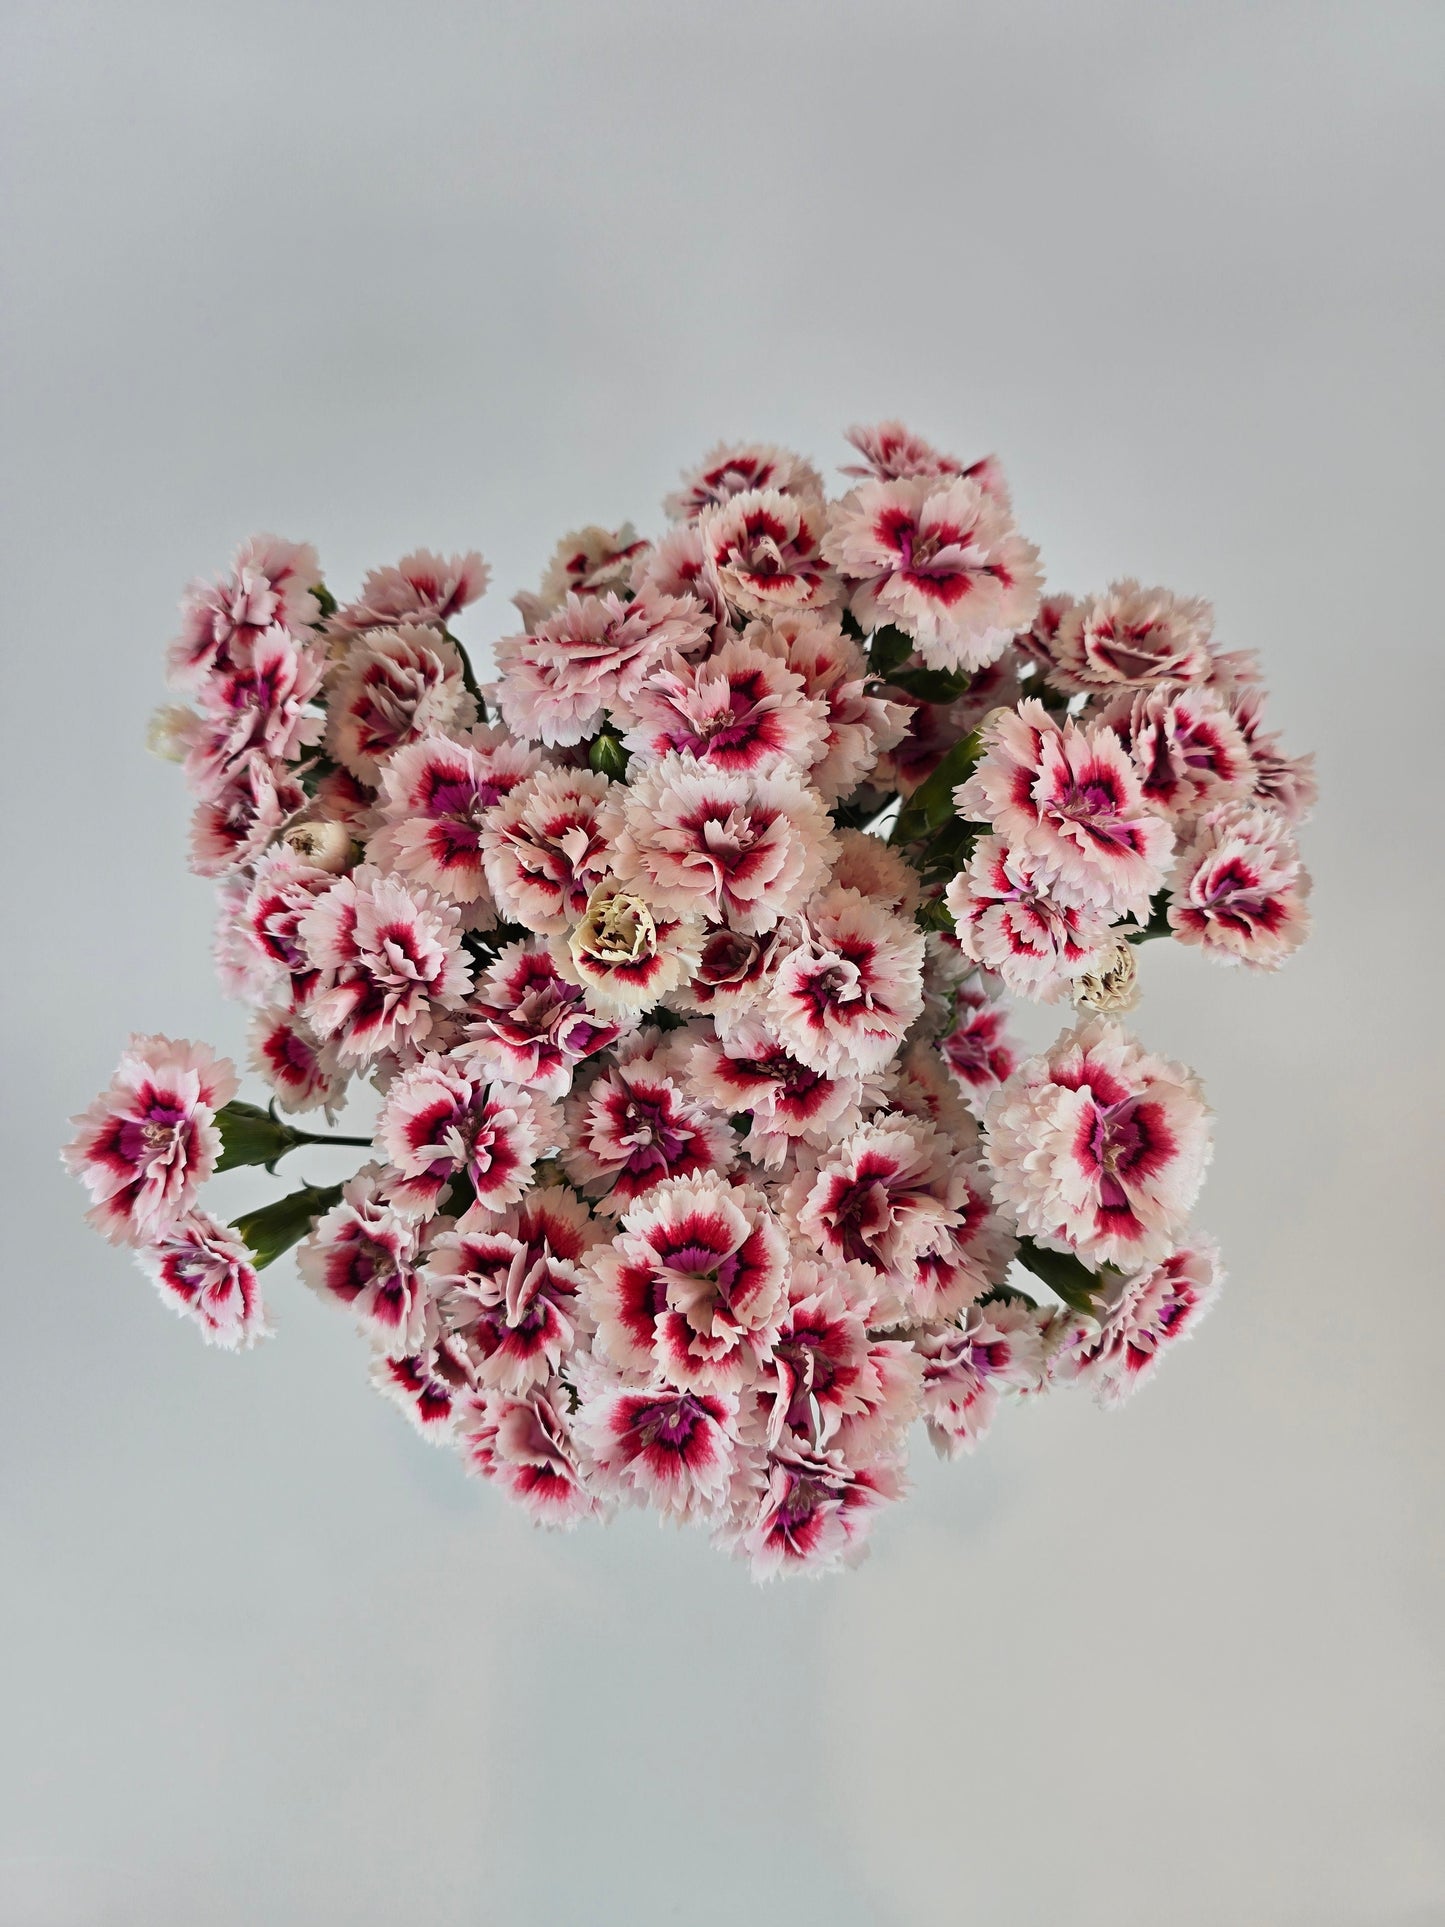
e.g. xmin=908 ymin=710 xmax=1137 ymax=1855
xmin=885 ymin=666 xmax=972 ymax=704
xmin=915 ymin=895 xmax=956 ymax=933
xmin=312 ymin=582 xmax=338 ymax=620
xmin=641 ymin=1003 xmax=687 ymax=1032
xmin=1014 ymin=1237 xmax=1114 ymax=1315
xmin=889 ymin=730 xmax=983 ymax=846
xmin=1125 ymin=889 xmax=1174 ymax=944
xmin=214 ymin=1101 xmax=300 ymax=1174
xmin=839 ymin=608 xmax=865 ymax=643
xmin=588 ymin=730 xmax=629 ymax=780
xmin=867 ymin=624 xmax=914 ymax=679
xmin=232 ymin=1183 xmax=343 ymax=1270
xmin=444 ymin=628 xmax=486 ymax=719
xmin=913 ymin=813 xmax=975 ymax=882
xmin=441 ymin=1172 xmax=476 ymax=1218
xmin=298 ymin=753 xmax=339 ymax=799
xmin=981 ymin=1280 xmax=1039 ymax=1312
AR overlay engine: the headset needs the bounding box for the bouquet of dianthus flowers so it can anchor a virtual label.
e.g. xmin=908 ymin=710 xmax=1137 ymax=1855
xmin=63 ymin=422 xmax=1315 ymax=1579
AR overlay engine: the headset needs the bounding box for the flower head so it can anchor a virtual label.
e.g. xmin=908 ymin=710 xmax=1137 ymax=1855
xmin=946 ymin=835 xmax=1115 ymax=1001
xmin=371 ymin=1343 xmax=470 ymax=1440
xmin=787 ymin=1117 xmax=973 ymax=1293
xmin=728 ymin=1440 xmax=902 ymax=1581
xmin=460 ymin=940 xmax=621 ymax=1097
xmin=423 ymin=1197 xmax=593 ymax=1393
xmin=493 ymin=590 xmax=711 ymax=746
xmin=822 ymin=476 xmax=1041 ymax=672
xmin=329 ymin=549 xmax=489 ymax=639
xmin=63 ymin=1035 xmax=237 ymax=1246
xmin=669 ymin=921 xmax=782 ymax=1020
xmin=1098 ymin=681 xmax=1254 ymax=820
xmin=563 ymin=1030 xmax=735 ymax=1215
xmin=1167 ymin=803 xmax=1311 ymax=967
xmin=136 ymin=1209 xmax=270 ymax=1350
xmin=749 ymin=1259 xmax=922 ymax=1457
xmin=829 ymin=830 xmax=922 ymax=916
xmin=767 ymin=885 xmax=925 ymax=1076
xmin=941 ymin=982 xmax=1019 ymax=1102
xmin=602 ymin=753 xmax=835 ymax=936
xmin=325 ymin=625 xmax=475 ymax=783
xmin=458 ymin=1384 xmax=600 ymax=1527
xmin=1072 ymin=933 xmax=1141 ymax=1015
xmin=1227 ymin=683 xmax=1317 ymax=825
xmin=188 ymin=753 xmax=306 ymax=879
xmin=378 ymin=1055 xmax=558 ymax=1218
xmin=298 ymin=1166 xmax=431 ymax=1355
xmin=524 ymin=523 xmax=650 ymax=621
xmin=368 ymin=727 xmax=542 ymax=909
xmin=918 ymin=1295 xmax=1047 ymax=1456
xmin=554 ymin=883 xmax=702 ymax=1013
xmin=247 ymin=1005 xmax=347 ymax=1116
xmin=182 ymin=625 xmax=325 ymax=792
xmin=985 ymin=1017 xmax=1211 ymax=1270
xmin=841 ymin=420 xmax=973 ymax=482
xmin=576 ymin=1370 xmax=740 ymax=1518
xmin=1033 ymin=582 xmax=1215 ymax=693
xmin=618 ymin=632 xmax=828 ymax=776
xmin=239 ymin=849 xmax=339 ymax=1007
xmin=1053 ymin=1239 xmax=1223 ymax=1404
xmin=683 ymin=1013 xmax=865 ymax=1168
xmin=747 ymin=614 xmax=909 ymax=803
xmin=665 ymin=442 xmax=823 ymax=523
xmin=699 ymin=488 xmax=835 ymax=619
xmin=299 ymin=866 xmax=472 ymax=1061
xmin=478 ymin=766 xmax=613 ymax=934
xmin=956 ymin=699 xmax=1174 ymax=919
xmin=168 ymin=534 xmax=320 ymax=690
xmin=584 ymin=1172 xmax=787 ymax=1392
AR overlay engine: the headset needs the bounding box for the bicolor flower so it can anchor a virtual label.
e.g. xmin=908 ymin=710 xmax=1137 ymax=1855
xmin=63 ymin=1035 xmax=237 ymax=1246
xmin=300 ymin=866 xmax=472 ymax=1061
xmin=562 ymin=1031 xmax=735 ymax=1214
xmin=602 ymin=753 xmax=835 ymax=936
xmin=135 ymin=1209 xmax=270 ymax=1351
xmin=325 ymin=624 xmax=476 ymax=783
xmin=1167 ymin=802 xmax=1311 ymax=967
xmin=584 ymin=1172 xmax=788 ymax=1393
xmin=985 ymin=1017 xmax=1212 ymax=1269
xmin=956 ymin=700 xmax=1175 ymax=920
xmin=822 ymin=475 xmax=1041 ymax=672
xmin=378 ymin=1055 xmax=558 ymax=1218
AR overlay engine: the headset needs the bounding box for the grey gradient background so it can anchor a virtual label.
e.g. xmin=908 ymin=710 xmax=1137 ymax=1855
xmin=3 ymin=3 xmax=1443 ymax=1923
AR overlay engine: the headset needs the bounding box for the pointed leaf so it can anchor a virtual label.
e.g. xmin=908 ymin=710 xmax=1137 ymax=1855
xmin=588 ymin=730 xmax=629 ymax=780
xmin=232 ymin=1183 xmax=343 ymax=1270
xmin=889 ymin=730 xmax=982 ymax=846
xmin=214 ymin=1101 xmax=300 ymax=1174
xmin=885 ymin=666 xmax=973 ymax=704
xmin=867 ymin=624 xmax=914 ymax=678
xmin=1015 ymin=1237 xmax=1115 ymax=1315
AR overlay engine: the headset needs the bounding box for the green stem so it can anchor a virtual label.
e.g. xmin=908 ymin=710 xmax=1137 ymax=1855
xmin=283 ymin=1130 xmax=374 ymax=1151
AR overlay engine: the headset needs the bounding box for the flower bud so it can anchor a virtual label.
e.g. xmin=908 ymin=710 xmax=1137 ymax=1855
xmin=146 ymin=704 xmax=199 ymax=762
xmin=1073 ymin=934 xmax=1140 ymax=1014
xmin=280 ymin=817 xmax=354 ymax=874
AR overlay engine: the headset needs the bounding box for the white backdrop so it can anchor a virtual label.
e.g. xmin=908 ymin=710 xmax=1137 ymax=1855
xmin=2 ymin=4 xmax=1442 ymax=1922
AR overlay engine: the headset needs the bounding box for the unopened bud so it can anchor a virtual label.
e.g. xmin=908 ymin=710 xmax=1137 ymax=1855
xmin=281 ymin=817 xmax=354 ymax=874
xmin=146 ymin=704 xmax=199 ymax=762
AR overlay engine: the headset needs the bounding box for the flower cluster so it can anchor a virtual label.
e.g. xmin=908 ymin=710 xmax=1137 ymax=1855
xmin=64 ymin=423 xmax=1314 ymax=1578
